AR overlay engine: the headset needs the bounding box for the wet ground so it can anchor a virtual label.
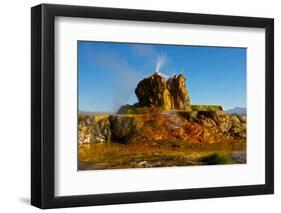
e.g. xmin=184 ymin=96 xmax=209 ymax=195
xmin=78 ymin=140 xmax=246 ymax=170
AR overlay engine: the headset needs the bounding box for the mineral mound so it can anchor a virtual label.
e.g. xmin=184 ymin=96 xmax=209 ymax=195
xmin=118 ymin=72 xmax=222 ymax=114
xmin=79 ymin=111 xmax=246 ymax=144
xmin=79 ymin=72 xmax=246 ymax=145
xmin=79 ymin=72 xmax=247 ymax=169
xmin=135 ymin=72 xmax=191 ymax=110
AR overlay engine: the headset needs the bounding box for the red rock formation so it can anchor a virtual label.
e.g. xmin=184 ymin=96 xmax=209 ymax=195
xmin=135 ymin=72 xmax=191 ymax=111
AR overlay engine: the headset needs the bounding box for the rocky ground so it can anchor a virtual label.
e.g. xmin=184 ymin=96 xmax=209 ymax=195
xmin=78 ymin=110 xmax=246 ymax=170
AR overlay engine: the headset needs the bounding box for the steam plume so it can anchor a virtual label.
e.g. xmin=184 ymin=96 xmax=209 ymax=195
xmin=155 ymin=54 xmax=166 ymax=73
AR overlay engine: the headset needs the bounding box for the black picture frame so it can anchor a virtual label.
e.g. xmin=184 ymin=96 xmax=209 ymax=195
xmin=31 ymin=3 xmax=274 ymax=209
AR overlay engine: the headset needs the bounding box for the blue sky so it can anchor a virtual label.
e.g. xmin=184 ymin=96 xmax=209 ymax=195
xmin=78 ymin=41 xmax=246 ymax=112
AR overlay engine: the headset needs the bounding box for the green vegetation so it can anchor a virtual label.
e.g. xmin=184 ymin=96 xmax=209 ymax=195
xmin=117 ymin=104 xmax=160 ymax=114
xmin=200 ymin=152 xmax=234 ymax=165
xmin=118 ymin=104 xmax=223 ymax=114
xmin=191 ymin=105 xmax=223 ymax=111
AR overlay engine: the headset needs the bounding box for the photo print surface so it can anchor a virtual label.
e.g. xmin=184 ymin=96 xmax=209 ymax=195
xmin=78 ymin=41 xmax=247 ymax=170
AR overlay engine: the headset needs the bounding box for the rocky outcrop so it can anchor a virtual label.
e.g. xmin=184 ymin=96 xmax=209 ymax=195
xmin=134 ymin=72 xmax=191 ymax=111
xmin=109 ymin=115 xmax=143 ymax=143
xmin=118 ymin=72 xmax=223 ymax=114
xmin=79 ymin=111 xmax=246 ymax=144
xmin=79 ymin=114 xmax=144 ymax=144
xmin=80 ymin=72 xmax=245 ymax=145
xmin=178 ymin=110 xmax=247 ymax=139
xmin=166 ymin=74 xmax=191 ymax=110
xmin=79 ymin=114 xmax=111 ymax=143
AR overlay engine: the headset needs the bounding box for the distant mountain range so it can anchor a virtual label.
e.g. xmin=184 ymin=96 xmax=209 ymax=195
xmin=225 ymin=107 xmax=246 ymax=115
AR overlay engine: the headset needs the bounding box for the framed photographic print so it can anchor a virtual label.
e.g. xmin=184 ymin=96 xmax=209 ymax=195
xmin=31 ymin=3 xmax=274 ymax=209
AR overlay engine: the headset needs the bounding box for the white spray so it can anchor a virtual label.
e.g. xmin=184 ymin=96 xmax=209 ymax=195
xmin=154 ymin=54 xmax=170 ymax=79
xmin=155 ymin=54 xmax=166 ymax=73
